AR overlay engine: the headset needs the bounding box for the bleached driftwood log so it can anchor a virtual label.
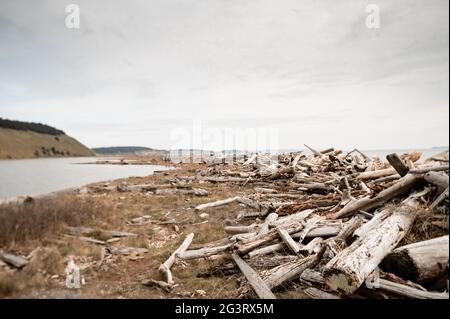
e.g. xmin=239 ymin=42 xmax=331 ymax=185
xmin=424 ymin=172 xmax=449 ymax=189
xmin=258 ymin=213 xmax=278 ymax=235
xmin=377 ymin=279 xmax=449 ymax=299
xmin=277 ymin=227 xmax=301 ymax=254
xmin=333 ymin=173 xmax=423 ymax=219
xmin=236 ymin=222 xmax=304 ymax=254
xmin=178 ymin=243 xmax=233 ymax=260
xmin=0 ymin=251 xmax=28 ymax=269
xmin=262 ymin=252 xmax=323 ymax=289
xmin=248 ymin=243 xmax=285 ymax=259
xmin=225 ymin=224 xmax=259 ymax=235
xmin=159 ymin=233 xmax=194 ymax=285
xmin=323 ymin=195 xmax=420 ymax=293
xmin=380 ymin=235 xmax=449 ymax=283
xmin=232 ymin=254 xmax=276 ymax=299
xmin=195 ymin=196 xmax=240 ymax=211
xmin=304 ymin=287 xmax=341 ymax=299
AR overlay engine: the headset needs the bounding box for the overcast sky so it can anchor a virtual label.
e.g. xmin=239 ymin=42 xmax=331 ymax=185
xmin=0 ymin=0 xmax=448 ymax=151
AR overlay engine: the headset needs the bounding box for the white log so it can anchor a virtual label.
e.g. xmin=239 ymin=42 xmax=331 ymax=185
xmin=304 ymin=287 xmax=341 ymax=299
xmin=381 ymin=235 xmax=449 ymax=283
xmin=258 ymin=213 xmax=278 ymax=235
xmin=159 ymin=233 xmax=194 ymax=285
xmin=334 ymin=173 xmax=423 ymax=219
xmin=377 ymin=279 xmax=449 ymax=299
xmin=232 ymin=254 xmax=276 ymax=299
xmin=277 ymin=227 xmax=301 ymax=254
xmin=323 ymin=195 xmax=420 ymax=293
xmin=178 ymin=243 xmax=233 ymax=260
xmin=195 ymin=196 xmax=240 ymax=211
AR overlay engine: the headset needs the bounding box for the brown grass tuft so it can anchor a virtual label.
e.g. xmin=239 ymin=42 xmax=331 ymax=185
xmin=0 ymin=194 xmax=109 ymax=247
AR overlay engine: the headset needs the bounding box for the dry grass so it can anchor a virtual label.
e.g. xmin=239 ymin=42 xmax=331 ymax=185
xmin=0 ymin=194 xmax=110 ymax=248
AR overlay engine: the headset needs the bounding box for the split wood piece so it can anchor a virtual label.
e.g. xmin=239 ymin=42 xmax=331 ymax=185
xmin=106 ymin=246 xmax=148 ymax=255
xmin=304 ymin=287 xmax=341 ymax=299
xmin=291 ymin=154 xmax=302 ymax=168
xmin=357 ymin=168 xmax=397 ymax=180
xmin=262 ymin=250 xmax=324 ymax=289
xmin=0 ymin=251 xmax=28 ymax=269
xmin=299 ymin=237 xmax=324 ymax=255
xmin=247 ymin=243 xmax=285 ymax=259
xmin=380 ymin=235 xmax=449 ymax=283
xmin=142 ymin=279 xmax=177 ymax=292
xmin=258 ymin=213 xmax=278 ymax=235
xmin=178 ymin=243 xmax=233 ymax=260
xmin=304 ymin=144 xmax=326 ymax=159
xmin=270 ymin=209 xmax=314 ymax=228
xmin=409 ymin=165 xmax=449 ymax=174
xmin=243 ymin=154 xmax=257 ymax=166
xmin=424 ymin=172 xmax=449 ymax=189
xmin=204 ymin=177 xmax=247 ymax=183
xmin=333 ymin=173 xmax=423 ymax=219
xmin=236 ymin=197 xmax=261 ymax=209
xmin=296 ymin=217 xmax=322 ymax=244
xmin=376 ymin=279 xmax=449 ymax=299
xmin=323 ymin=195 xmax=420 ymax=294
xmin=225 ymin=224 xmax=259 ymax=235
xmin=236 ymin=222 xmax=304 ymax=255
xmin=299 ymin=269 xmax=325 ymax=285
xmin=291 ymin=225 xmax=342 ymax=239
xmin=429 ymin=187 xmax=449 ymax=210
xmin=159 ymin=233 xmax=194 ymax=285
xmin=64 ymin=234 xmax=107 ymax=245
xmin=195 ymin=196 xmax=240 ymax=211
xmin=277 ymin=227 xmax=301 ymax=254
xmin=231 ymin=254 xmax=276 ymax=299
xmin=268 ymin=166 xmax=294 ymax=180
xmin=386 ymin=153 xmax=409 ymax=177
xmin=67 ymin=226 xmax=137 ymax=238
xmin=155 ymin=188 xmax=209 ymax=196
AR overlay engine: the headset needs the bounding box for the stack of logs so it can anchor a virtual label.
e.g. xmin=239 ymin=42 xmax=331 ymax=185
xmin=153 ymin=146 xmax=449 ymax=299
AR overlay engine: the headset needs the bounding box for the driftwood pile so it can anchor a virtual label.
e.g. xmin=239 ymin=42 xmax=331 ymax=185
xmin=153 ymin=146 xmax=449 ymax=299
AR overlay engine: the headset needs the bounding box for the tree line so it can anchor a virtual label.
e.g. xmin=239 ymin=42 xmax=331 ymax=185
xmin=0 ymin=118 xmax=65 ymax=136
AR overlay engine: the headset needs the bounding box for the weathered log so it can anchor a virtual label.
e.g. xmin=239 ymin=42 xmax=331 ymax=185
xmin=236 ymin=222 xmax=303 ymax=254
xmin=377 ymin=279 xmax=449 ymax=299
xmin=357 ymin=168 xmax=397 ymax=180
xmin=277 ymin=227 xmax=301 ymax=254
xmin=410 ymin=165 xmax=449 ymax=174
xmin=380 ymin=235 xmax=449 ymax=283
xmin=387 ymin=153 xmax=409 ymax=177
xmin=424 ymin=172 xmax=449 ymax=189
xmin=178 ymin=243 xmax=233 ymax=260
xmin=299 ymin=269 xmax=325 ymax=285
xmin=232 ymin=254 xmax=276 ymax=299
xmin=323 ymin=195 xmax=420 ymax=293
xmin=225 ymin=224 xmax=259 ymax=235
xmin=299 ymin=237 xmax=324 ymax=255
xmin=195 ymin=196 xmax=240 ymax=211
xmin=304 ymin=287 xmax=341 ymax=299
xmin=429 ymin=187 xmax=449 ymax=210
xmin=258 ymin=213 xmax=278 ymax=235
xmin=247 ymin=243 xmax=285 ymax=259
xmin=0 ymin=251 xmax=28 ymax=269
xmin=262 ymin=250 xmax=323 ymax=289
xmin=159 ymin=233 xmax=194 ymax=284
xmin=333 ymin=173 xmax=423 ymax=219
xmin=67 ymin=226 xmax=137 ymax=238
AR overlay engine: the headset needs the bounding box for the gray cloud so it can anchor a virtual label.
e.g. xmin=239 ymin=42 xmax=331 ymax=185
xmin=0 ymin=0 xmax=448 ymax=150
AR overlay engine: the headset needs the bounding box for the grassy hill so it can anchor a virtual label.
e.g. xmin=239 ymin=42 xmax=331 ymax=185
xmin=0 ymin=120 xmax=95 ymax=159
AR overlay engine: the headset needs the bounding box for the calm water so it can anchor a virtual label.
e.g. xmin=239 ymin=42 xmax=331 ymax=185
xmin=0 ymin=157 xmax=170 ymax=199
